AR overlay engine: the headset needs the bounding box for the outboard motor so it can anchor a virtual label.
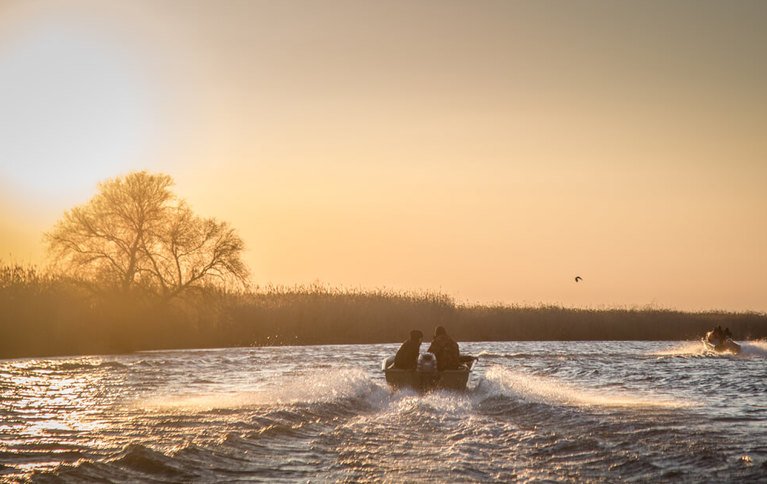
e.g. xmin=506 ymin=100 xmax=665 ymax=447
xmin=417 ymin=352 xmax=437 ymax=372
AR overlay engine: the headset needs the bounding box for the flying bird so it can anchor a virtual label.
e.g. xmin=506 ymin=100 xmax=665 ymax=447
xmin=575 ymin=276 xmax=582 ymax=282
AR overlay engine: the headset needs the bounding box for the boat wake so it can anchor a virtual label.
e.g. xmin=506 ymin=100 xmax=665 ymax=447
xmin=653 ymin=340 xmax=767 ymax=358
xmin=475 ymin=366 xmax=689 ymax=409
xmin=138 ymin=368 xmax=388 ymax=413
xmin=740 ymin=340 xmax=767 ymax=357
xmin=651 ymin=341 xmax=708 ymax=357
xmin=7 ymin=341 xmax=765 ymax=483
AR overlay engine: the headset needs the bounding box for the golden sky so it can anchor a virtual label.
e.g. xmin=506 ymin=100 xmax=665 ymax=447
xmin=1 ymin=0 xmax=766 ymax=311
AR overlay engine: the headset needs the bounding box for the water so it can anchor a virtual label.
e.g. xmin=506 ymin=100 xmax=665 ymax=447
xmin=1 ymin=341 xmax=766 ymax=482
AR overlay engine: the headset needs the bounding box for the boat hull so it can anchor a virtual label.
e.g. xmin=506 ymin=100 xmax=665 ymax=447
xmin=384 ymin=368 xmax=471 ymax=392
xmin=382 ymin=355 xmax=476 ymax=392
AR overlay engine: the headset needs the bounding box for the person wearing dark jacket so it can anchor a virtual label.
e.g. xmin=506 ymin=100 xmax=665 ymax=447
xmin=393 ymin=330 xmax=423 ymax=369
xmin=427 ymin=326 xmax=460 ymax=371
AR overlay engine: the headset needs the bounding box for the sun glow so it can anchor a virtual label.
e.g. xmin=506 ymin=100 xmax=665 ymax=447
xmin=1 ymin=1 xmax=766 ymax=311
xmin=0 ymin=7 xmax=160 ymax=204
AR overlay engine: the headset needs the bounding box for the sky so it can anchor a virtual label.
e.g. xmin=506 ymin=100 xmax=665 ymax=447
xmin=1 ymin=0 xmax=766 ymax=312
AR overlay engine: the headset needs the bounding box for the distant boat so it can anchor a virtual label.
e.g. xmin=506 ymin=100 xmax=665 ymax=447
xmin=702 ymin=330 xmax=741 ymax=354
xmin=382 ymin=353 xmax=477 ymax=392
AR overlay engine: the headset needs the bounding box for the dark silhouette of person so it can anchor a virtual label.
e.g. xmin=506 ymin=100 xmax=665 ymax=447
xmin=709 ymin=326 xmax=723 ymax=345
xmin=427 ymin=326 xmax=460 ymax=371
xmin=393 ymin=330 xmax=423 ymax=369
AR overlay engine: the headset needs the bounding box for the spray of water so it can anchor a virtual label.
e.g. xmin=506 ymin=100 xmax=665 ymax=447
xmin=652 ymin=339 xmax=767 ymax=358
xmin=384 ymin=388 xmax=474 ymax=417
xmin=652 ymin=341 xmax=708 ymax=357
xmin=477 ymin=366 xmax=690 ymax=409
xmin=138 ymin=368 xmax=387 ymax=412
xmin=740 ymin=340 xmax=767 ymax=357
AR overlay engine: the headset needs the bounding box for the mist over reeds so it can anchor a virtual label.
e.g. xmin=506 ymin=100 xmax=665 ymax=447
xmin=2 ymin=262 xmax=766 ymax=359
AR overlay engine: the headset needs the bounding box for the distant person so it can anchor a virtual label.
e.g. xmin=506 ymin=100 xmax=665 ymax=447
xmin=393 ymin=330 xmax=423 ymax=369
xmin=427 ymin=326 xmax=460 ymax=371
xmin=724 ymin=327 xmax=733 ymax=340
xmin=709 ymin=326 xmax=723 ymax=344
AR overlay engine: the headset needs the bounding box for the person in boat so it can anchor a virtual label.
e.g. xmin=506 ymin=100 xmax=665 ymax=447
xmin=723 ymin=327 xmax=733 ymax=340
xmin=393 ymin=330 xmax=423 ymax=369
xmin=708 ymin=326 xmax=723 ymax=345
xmin=427 ymin=326 xmax=460 ymax=371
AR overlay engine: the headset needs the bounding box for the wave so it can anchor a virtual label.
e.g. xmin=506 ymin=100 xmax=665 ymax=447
xmin=108 ymin=444 xmax=192 ymax=479
xmin=137 ymin=368 xmax=388 ymax=412
xmin=651 ymin=341 xmax=708 ymax=357
xmin=652 ymin=340 xmax=767 ymax=358
xmin=1 ymin=358 xmax=128 ymax=373
xmin=475 ymin=366 xmax=689 ymax=409
xmin=476 ymin=349 xmax=634 ymax=360
xmin=55 ymin=360 xmax=128 ymax=371
xmin=740 ymin=340 xmax=767 ymax=357
xmin=383 ymin=388 xmax=474 ymax=418
xmin=30 ymin=444 xmax=196 ymax=483
xmin=477 ymin=351 xmax=547 ymax=359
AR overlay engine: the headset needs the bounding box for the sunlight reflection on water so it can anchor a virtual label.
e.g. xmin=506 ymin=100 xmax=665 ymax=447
xmin=1 ymin=341 xmax=766 ymax=482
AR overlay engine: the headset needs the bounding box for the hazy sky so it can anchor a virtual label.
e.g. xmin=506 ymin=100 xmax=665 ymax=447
xmin=1 ymin=0 xmax=766 ymax=311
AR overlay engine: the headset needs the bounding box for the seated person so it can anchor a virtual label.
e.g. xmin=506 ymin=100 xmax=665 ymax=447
xmin=708 ymin=326 xmax=723 ymax=345
xmin=427 ymin=326 xmax=460 ymax=371
xmin=393 ymin=330 xmax=423 ymax=369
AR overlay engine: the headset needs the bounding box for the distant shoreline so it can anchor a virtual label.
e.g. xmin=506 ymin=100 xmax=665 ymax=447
xmin=0 ymin=260 xmax=767 ymax=359
xmin=2 ymin=264 xmax=766 ymax=359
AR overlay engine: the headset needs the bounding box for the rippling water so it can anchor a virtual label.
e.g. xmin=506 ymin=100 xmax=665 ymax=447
xmin=2 ymin=341 xmax=766 ymax=482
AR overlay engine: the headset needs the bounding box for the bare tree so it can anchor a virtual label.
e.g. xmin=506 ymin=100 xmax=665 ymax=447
xmin=46 ymin=171 xmax=249 ymax=297
xmin=141 ymin=201 xmax=249 ymax=297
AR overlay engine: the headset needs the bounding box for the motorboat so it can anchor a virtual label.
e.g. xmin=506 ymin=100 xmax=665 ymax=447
xmin=381 ymin=353 xmax=477 ymax=392
xmin=703 ymin=330 xmax=741 ymax=354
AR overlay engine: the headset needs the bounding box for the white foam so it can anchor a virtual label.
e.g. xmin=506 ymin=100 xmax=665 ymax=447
xmin=478 ymin=366 xmax=689 ymax=409
xmin=652 ymin=341 xmax=706 ymax=356
xmin=138 ymin=368 xmax=386 ymax=412
xmin=740 ymin=340 xmax=767 ymax=358
xmin=653 ymin=340 xmax=767 ymax=358
xmin=385 ymin=389 xmax=473 ymax=416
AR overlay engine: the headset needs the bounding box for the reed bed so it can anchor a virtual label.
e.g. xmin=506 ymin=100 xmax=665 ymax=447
xmin=1 ymin=263 xmax=765 ymax=358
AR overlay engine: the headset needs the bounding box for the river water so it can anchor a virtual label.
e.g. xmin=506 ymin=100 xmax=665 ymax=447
xmin=1 ymin=341 xmax=766 ymax=482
